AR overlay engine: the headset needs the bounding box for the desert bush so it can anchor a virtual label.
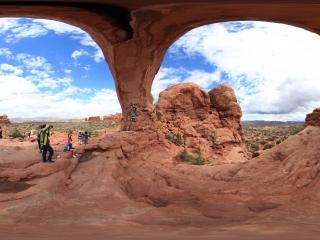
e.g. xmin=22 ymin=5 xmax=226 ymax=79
xmin=263 ymin=143 xmax=274 ymax=150
xmin=250 ymin=143 xmax=259 ymax=152
xmin=8 ymin=127 xmax=24 ymax=138
xmin=166 ymin=133 xmax=184 ymax=146
xmin=178 ymin=149 xmax=206 ymax=165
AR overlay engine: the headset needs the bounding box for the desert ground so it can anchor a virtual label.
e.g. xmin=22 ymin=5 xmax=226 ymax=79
xmin=1 ymin=121 xmax=319 ymax=240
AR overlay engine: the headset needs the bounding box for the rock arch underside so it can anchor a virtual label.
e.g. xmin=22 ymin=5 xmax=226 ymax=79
xmin=1 ymin=1 xmax=320 ymax=239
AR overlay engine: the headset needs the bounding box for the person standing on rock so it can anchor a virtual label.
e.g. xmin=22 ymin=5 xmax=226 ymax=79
xmin=0 ymin=126 xmax=2 ymax=139
xmin=40 ymin=124 xmax=54 ymax=163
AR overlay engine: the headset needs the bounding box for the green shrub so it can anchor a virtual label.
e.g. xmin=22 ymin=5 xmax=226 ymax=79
xmin=166 ymin=133 xmax=184 ymax=146
xmin=250 ymin=143 xmax=259 ymax=152
xmin=8 ymin=128 xmax=24 ymax=138
xmin=263 ymin=143 xmax=274 ymax=150
xmin=178 ymin=149 xmax=206 ymax=165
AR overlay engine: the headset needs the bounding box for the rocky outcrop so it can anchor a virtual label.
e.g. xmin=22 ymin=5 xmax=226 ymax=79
xmin=156 ymin=83 xmax=248 ymax=163
xmin=85 ymin=116 xmax=102 ymax=122
xmin=305 ymin=108 xmax=320 ymax=127
xmin=103 ymin=113 xmax=122 ymax=124
xmin=0 ymin=114 xmax=10 ymax=124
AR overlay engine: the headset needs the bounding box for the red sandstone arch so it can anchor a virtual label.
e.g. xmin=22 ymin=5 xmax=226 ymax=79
xmin=1 ymin=1 xmax=320 ymax=129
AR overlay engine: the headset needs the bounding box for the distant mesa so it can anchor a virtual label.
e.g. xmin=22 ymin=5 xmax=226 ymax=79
xmin=0 ymin=114 xmax=10 ymax=124
xmin=85 ymin=113 xmax=122 ymax=123
xmin=85 ymin=116 xmax=102 ymax=122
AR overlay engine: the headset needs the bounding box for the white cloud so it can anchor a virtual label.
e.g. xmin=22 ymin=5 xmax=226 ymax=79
xmin=0 ymin=48 xmax=13 ymax=59
xmin=33 ymin=19 xmax=84 ymax=35
xmin=0 ymin=63 xmax=23 ymax=75
xmin=164 ymin=21 xmax=320 ymax=120
xmin=0 ymin=18 xmax=116 ymax=119
xmin=0 ymin=72 xmax=121 ymax=119
xmin=0 ymin=18 xmax=20 ymax=33
xmin=0 ymin=18 xmax=48 ymax=43
xmin=71 ymin=49 xmax=89 ymax=60
xmin=72 ymin=34 xmax=104 ymax=62
xmin=16 ymin=53 xmax=52 ymax=71
xmin=0 ymin=75 xmax=38 ymax=99
xmin=153 ymin=67 xmax=221 ymax=101
xmin=0 ymin=18 xmax=104 ymax=63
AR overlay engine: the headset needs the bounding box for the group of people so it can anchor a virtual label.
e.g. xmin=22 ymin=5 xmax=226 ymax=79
xmin=78 ymin=131 xmax=89 ymax=145
xmin=36 ymin=124 xmax=90 ymax=163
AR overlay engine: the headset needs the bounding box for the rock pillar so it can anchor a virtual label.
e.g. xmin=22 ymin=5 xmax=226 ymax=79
xmin=106 ymin=40 xmax=165 ymax=131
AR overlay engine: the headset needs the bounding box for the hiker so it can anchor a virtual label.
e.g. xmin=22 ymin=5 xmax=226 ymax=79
xmin=84 ymin=131 xmax=89 ymax=144
xmin=129 ymin=110 xmax=136 ymax=121
xmin=37 ymin=124 xmax=44 ymax=153
xmin=64 ymin=130 xmax=74 ymax=151
xmin=0 ymin=126 xmax=2 ymax=139
xmin=78 ymin=131 xmax=84 ymax=145
xmin=40 ymin=124 xmax=54 ymax=163
xmin=129 ymin=104 xmax=137 ymax=122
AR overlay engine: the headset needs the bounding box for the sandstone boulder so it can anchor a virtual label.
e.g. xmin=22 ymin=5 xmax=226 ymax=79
xmin=305 ymin=107 xmax=320 ymax=127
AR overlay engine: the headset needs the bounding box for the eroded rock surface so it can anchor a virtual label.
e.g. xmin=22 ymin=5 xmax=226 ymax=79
xmin=305 ymin=107 xmax=320 ymax=127
xmin=157 ymin=83 xmax=248 ymax=163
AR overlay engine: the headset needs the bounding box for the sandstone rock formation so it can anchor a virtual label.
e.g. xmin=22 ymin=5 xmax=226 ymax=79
xmin=305 ymin=107 xmax=320 ymax=127
xmin=2 ymin=107 xmax=320 ymax=239
xmin=156 ymin=83 xmax=248 ymax=163
xmin=0 ymin=114 xmax=10 ymax=124
xmin=103 ymin=113 xmax=122 ymax=123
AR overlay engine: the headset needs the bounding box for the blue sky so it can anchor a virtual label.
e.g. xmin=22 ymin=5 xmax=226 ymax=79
xmin=1 ymin=18 xmax=320 ymax=121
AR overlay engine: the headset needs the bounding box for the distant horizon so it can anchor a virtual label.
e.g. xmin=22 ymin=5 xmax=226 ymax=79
xmin=6 ymin=115 xmax=305 ymax=124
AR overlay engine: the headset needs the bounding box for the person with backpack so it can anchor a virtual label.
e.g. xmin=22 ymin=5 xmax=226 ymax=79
xmin=37 ymin=124 xmax=44 ymax=153
xmin=40 ymin=124 xmax=54 ymax=163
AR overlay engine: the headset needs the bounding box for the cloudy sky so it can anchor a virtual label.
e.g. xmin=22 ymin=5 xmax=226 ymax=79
xmin=1 ymin=18 xmax=320 ymax=121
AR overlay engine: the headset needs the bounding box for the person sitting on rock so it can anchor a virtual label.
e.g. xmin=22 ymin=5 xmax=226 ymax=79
xmin=40 ymin=124 xmax=54 ymax=163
